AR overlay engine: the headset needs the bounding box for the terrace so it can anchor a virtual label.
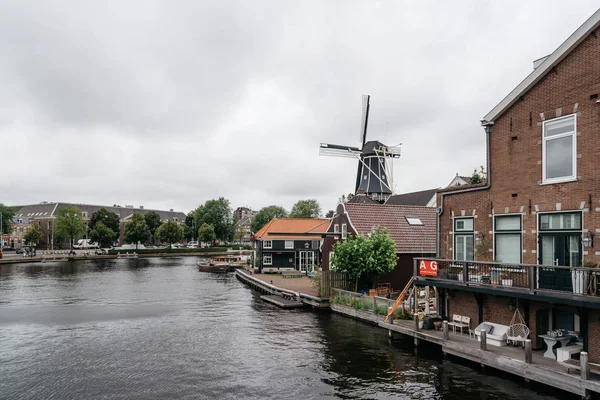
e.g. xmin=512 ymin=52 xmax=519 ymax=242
xmin=413 ymin=258 xmax=600 ymax=308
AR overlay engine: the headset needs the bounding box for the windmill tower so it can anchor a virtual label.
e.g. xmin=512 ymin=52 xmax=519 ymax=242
xmin=319 ymin=95 xmax=401 ymax=203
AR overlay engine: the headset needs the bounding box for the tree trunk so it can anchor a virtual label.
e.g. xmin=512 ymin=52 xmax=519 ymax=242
xmin=355 ymin=275 xmax=359 ymax=293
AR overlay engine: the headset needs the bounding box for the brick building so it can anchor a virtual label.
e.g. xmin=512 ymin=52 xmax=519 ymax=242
xmin=414 ymin=9 xmax=600 ymax=362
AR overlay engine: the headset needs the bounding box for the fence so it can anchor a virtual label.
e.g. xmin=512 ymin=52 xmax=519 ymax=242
xmin=319 ymin=270 xmax=354 ymax=298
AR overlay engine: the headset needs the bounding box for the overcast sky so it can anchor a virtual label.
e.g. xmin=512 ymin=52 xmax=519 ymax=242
xmin=1 ymin=1 xmax=598 ymax=215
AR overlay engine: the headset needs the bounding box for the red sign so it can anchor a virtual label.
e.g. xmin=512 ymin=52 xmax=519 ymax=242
xmin=419 ymin=260 xmax=438 ymax=277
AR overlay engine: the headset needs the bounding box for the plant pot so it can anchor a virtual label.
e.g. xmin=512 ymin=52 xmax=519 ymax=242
xmin=502 ymin=279 xmax=513 ymax=286
xmin=572 ymin=271 xmax=589 ymax=294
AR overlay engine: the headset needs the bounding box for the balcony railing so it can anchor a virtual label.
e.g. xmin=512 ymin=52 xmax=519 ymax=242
xmin=413 ymin=258 xmax=600 ymax=298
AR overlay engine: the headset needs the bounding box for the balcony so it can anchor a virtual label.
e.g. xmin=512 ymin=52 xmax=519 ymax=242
xmin=413 ymin=258 xmax=600 ymax=308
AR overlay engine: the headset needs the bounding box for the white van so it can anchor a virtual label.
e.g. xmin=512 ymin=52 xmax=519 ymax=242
xmin=73 ymin=239 xmax=100 ymax=249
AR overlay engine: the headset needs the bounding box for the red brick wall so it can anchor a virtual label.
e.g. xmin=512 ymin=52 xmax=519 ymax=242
xmin=321 ymin=204 xmax=354 ymax=271
xmin=438 ymin=27 xmax=600 ymax=265
xmin=448 ymin=291 xmax=479 ymax=330
xmin=588 ymin=309 xmax=600 ymax=363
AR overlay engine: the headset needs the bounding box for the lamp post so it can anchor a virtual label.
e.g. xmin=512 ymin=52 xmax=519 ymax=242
xmin=192 ymin=220 xmax=196 ymax=243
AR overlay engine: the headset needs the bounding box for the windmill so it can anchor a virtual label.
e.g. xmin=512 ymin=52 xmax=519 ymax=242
xmin=319 ymin=95 xmax=401 ymax=203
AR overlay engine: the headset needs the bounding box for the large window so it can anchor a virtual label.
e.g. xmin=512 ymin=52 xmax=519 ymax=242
xmin=263 ymin=254 xmax=272 ymax=265
xmin=342 ymin=224 xmax=347 ymax=240
xmin=454 ymin=218 xmax=474 ymax=260
xmin=263 ymin=240 xmax=272 ymax=249
xmin=542 ymin=115 xmax=576 ymax=184
xmin=494 ymin=215 xmax=522 ymax=263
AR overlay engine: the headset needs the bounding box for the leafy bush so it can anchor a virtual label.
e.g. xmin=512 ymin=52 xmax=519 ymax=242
xmin=374 ymin=304 xmax=389 ymax=315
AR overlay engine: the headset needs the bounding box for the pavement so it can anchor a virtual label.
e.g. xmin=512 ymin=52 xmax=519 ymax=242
xmin=246 ymin=271 xmax=319 ymax=297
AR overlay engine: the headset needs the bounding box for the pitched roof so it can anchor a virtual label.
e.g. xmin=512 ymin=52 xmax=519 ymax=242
xmin=344 ymin=203 xmax=436 ymax=253
xmin=483 ymin=8 xmax=600 ymax=123
xmin=385 ymin=188 xmax=438 ymax=206
xmin=253 ymin=218 xmax=330 ymax=240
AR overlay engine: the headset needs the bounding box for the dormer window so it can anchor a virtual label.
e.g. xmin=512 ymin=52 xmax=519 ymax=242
xmin=542 ymin=114 xmax=576 ymax=184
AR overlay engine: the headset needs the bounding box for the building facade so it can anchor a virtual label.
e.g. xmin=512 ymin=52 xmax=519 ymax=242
xmin=416 ymin=10 xmax=600 ymax=362
xmin=253 ymin=218 xmax=329 ymax=273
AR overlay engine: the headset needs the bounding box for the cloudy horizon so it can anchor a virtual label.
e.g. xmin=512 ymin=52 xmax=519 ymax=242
xmin=2 ymin=1 xmax=598 ymax=215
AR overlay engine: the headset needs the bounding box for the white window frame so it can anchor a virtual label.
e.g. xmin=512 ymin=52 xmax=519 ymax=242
xmin=263 ymin=254 xmax=272 ymax=265
xmin=285 ymin=240 xmax=293 ymax=249
xmin=493 ymin=214 xmax=522 ymax=264
xmin=341 ymin=223 xmax=347 ymax=240
xmin=542 ymin=114 xmax=577 ymax=184
xmin=263 ymin=240 xmax=272 ymax=249
xmin=334 ymin=224 xmax=339 ymax=233
xmin=453 ymin=217 xmax=474 ymax=261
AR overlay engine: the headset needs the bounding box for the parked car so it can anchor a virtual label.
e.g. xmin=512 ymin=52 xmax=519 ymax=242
xmin=187 ymin=241 xmax=199 ymax=248
xmin=73 ymin=239 xmax=99 ymax=249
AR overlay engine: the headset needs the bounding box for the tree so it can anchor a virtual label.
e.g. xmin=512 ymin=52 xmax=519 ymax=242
xmin=325 ymin=210 xmax=334 ymax=218
xmin=89 ymin=208 xmax=120 ymax=233
xmin=23 ymin=222 xmax=43 ymax=245
xmin=289 ymin=199 xmax=322 ymax=218
xmin=89 ymin=221 xmax=117 ymax=248
xmin=144 ymin=211 xmax=162 ymax=244
xmin=124 ymin=213 xmax=151 ymax=250
xmin=251 ymin=205 xmax=288 ymax=233
xmin=183 ymin=225 xmax=194 ymax=241
xmin=197 ymin=223 xmax=216 ymax=246
xmin=155 ymin=221 xmax=184 ymax=248
xmin=55 ymin=205 xmax=85 ymax=249
xmin=469 ymin=165 xmax=486 ymax=185
xmin=331 ymin=227 xmax=397 ymax=291
xmin=193 ymin=198 xmax=233 ymax=243
xmin=0 ymin=203 xmax=16 ymax=245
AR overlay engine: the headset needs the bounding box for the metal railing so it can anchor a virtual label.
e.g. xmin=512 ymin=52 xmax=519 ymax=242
xmin=414 ymin=258 xmax=600 ymax=297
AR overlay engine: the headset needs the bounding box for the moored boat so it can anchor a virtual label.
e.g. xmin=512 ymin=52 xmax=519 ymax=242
xmin=197 ymin=260 xmax=232 ymax=273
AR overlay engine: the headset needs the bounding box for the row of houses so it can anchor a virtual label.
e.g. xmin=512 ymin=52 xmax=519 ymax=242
xmin=253 ymin=9 xmax=600 ymax=365
xmin=3 ymin=202 xmax=187 ymax=249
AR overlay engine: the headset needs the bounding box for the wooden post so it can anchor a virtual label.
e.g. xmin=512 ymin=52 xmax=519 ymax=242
xmin=581 ymin=351 xmax=590 ymax=380
xmin=414 ymin=314 xmax=419 ymax=331
xmin=443 ymin=321 xmax=449 ymax=340
xmin=525 ymin=339 xmax=532 ymax=364
xmin=388 ymin=307 xmax=394 ymax=325
xmin=480 ymin=330 xmax=487 ymax=351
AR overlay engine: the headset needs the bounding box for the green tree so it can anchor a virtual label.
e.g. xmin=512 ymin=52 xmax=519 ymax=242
xmin=183 ymin=225 xmax=194 ymax=241
xmin=251 ymin=205 xmax=288 ymax=233
xmin=469 ymin=165 xmax=486 ymax=185
xmin=289 ymin=199 xmax=322 ymax=218
xmin=89 ymin=221 xmax=117 ymax=248
xmin=197 ymin=223 xmax=217 ymax=246
xmin=89 ymin=208 xmax=120 ymax=233
xmin=331 ymin=227 xmax=397 ymax=291
xmin=193 ymin=198 xmax=233 ymax=243
xmin=0 ymin=204 xmax=16 ymax=244
xmin=124 ymin=213 xmax=151 ymax=250
xmin=23 ymin=222 xmax=43 ymax=245
xmin=55 ymin=205 xmax=85 ymax=249
xmin=155 ymin=220 xmax=184 ymax=248
xmin=325 ymin=210 xmax=334 ymax=218
xmin=144 ymin=211 xmax=162 ymax=244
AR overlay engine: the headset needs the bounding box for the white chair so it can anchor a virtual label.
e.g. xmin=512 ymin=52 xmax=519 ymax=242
xmin=455 ymin=316 xmax=470 ymax=335
xmin=506 ymin=323 xmax=530 ymax=347
xmin=448 ymin=314 xmax=461 ymax=333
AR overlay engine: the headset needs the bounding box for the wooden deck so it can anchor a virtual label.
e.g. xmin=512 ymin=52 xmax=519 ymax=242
xmin=260 ymin=295 xmax=304 ymax=308
xmin=379 ymin=319 xmax=600 ymax=397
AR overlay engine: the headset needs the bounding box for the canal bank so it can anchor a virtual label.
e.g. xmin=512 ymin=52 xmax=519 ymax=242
xmin=236 ymin=272 xmax=599 ymax=398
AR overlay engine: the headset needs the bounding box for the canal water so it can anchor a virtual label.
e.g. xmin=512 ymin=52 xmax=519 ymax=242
xmin=0 ymin=257 xmax=567 ymax=399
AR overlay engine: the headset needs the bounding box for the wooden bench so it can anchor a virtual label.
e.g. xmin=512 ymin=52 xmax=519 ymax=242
xmin=557 ymin=344 xmax=583 ymax=362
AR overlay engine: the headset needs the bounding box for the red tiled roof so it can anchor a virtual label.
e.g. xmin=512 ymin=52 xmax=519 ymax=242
xmin=344 ymin=203 xmax=436 ymax=253
xmin=254 ymin=218 xmax=330 ymax=239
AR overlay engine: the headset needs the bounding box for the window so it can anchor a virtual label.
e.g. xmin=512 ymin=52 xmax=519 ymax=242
xmin=454 ymin=218 xmax=474 ymax=260
xmin=82 ymin=212 xmax=88 ymax=218
xmin=263 ymin=240 xmax=272 ymax=249
xmin=406 ymin=217 xmax=423 ymax=226
xmin=341 ymin=224 xmax=347 ymax=239
xmin=285 ymin=240 xmax=293 ymax=249
xmin=334 ymin=224 xmax=339 ymax=233
xmin=263 ymin=254 xmax=272 ymax=265
xmin=540 ymin=212 xmax=581 ymax=231
xmin=494 ymin=215 xmax=522 ymax=263
xmin=542 ymin=115 xmax=576 ymax=184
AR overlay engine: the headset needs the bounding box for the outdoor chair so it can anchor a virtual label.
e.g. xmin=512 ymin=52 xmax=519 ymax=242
xmin=448 ymin=314 xmax=461 ymax=333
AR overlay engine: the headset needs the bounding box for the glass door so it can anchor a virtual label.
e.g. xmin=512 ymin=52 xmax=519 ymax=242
xmin=538 ymin=233 xmax=581 ymax=291
xmin=297 ymin=251 xmax=315 ymax=272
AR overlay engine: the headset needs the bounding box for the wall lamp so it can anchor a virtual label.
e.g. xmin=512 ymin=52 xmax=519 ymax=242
xmin=583 ymin=231 xmax=594 ymax=248
xmin=475 ymin=232 xmax=485 ymax=246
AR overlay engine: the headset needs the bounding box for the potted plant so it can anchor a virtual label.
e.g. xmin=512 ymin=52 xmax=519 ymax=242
xmin=501 ymin=271 xmax=513 ymax=286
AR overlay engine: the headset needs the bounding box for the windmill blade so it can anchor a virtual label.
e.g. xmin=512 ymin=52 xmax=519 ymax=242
xmin=319 ymin=143 xmax=361 ymax=158
xmin=359 ymin=94 xmax=370 ymax=147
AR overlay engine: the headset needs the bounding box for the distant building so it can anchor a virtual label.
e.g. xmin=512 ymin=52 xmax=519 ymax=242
xmin=233 ymin=206 xmax=255 ymax=244
xmin=8 ymin=202 xmax=186 ymax=249
xmin=234 ymin=206 xmax=254 ymax=221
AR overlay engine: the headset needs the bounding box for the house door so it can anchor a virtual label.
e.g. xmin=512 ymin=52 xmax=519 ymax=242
xmin=538 ymin=233 xmax=581 ymax=291
xmin=298 ymin=251 xmax=314 ymax=272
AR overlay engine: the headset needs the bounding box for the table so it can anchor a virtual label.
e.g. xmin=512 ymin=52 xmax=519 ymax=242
xmin=538 ymin=334 xmax=574 ymax=359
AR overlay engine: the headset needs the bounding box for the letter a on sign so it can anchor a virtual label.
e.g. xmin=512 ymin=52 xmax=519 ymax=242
xmin=419 ymin=260 xmax=438 ymax=277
